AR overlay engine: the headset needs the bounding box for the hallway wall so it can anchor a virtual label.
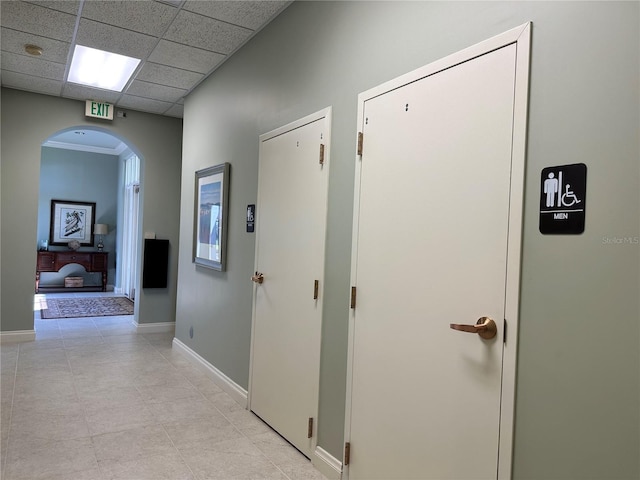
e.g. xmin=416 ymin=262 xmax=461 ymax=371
xmin=176 ymin=1 xmax=639 ymax=476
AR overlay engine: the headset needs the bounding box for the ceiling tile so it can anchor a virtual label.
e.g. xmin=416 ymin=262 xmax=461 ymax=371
xmin=118 ymin=94 xmax=173 ymax=115
xmin=0 ymin=0 xmax=290 ymax=118
xmin=136 ymin=62 xmax=203 ymax=90
xmin=155 ymin=0 xmax=182 ymax=6
xmin=0 ymin=2 xmax=76 ymax=42
xmin=165 ymin=10 xmax=252 ymax=55
xmin=82 ymin=0 xmax=177 ymax=37
xmin=183 ymin=1 xmax=289 ymax=30
xmin=1 ymin=28 xmax=70 ymax=64
xmin=76 ymin=18 xmax=157 ymax=60
xmin=148 ymin=40 xmax=225 ymax=74
xmin=127 ymin=80 xmax=186 ymax=103
xmin=2 ymin=71 xmax=62 ymax=96
xmin=164 ymin=104 xmax=184 ymax=118
xmin=26 ymin=1 xmax=80 ymax=15
xmin=1 ymin=51 xmax=65 ymax=80
xmin=62 ymin=83 xmax=122 ymax=103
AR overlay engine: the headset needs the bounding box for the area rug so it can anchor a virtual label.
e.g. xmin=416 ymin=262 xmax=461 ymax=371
xmin=40 ymin=297 xmax=134 ymax=319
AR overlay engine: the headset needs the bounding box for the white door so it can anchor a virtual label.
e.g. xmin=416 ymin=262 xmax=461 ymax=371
xmin=345 ymin=26 xmax=530 ymax=479
xmin=250 ymin=108 xmax=331 ymax=457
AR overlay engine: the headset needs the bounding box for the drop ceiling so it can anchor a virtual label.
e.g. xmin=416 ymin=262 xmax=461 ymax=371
xmin=1 ymin=0 xmax=291 ymax=119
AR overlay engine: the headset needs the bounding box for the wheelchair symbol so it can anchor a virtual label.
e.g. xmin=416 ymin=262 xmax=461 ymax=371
xmin=561 ymin=184 xmax=581 ymax=207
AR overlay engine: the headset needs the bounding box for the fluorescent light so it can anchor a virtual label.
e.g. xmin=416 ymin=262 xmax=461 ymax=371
xmin=68 ymin=45 xmax=140 ymax=92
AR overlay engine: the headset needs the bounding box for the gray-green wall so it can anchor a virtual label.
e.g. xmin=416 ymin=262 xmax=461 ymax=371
xmin=37 ymin=147 xmax=118 ymax=287
xmin=1 ymin=88 xmax=183 ymax=330
xmin=176 ymin=1 xmax=639 ymax=477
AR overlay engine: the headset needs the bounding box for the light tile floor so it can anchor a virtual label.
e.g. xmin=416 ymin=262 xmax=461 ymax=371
xmin=0 ymin=293 xmax=328 ymax=480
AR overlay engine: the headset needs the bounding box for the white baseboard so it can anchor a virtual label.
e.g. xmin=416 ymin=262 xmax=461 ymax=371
xmin=1 ymin=330 xmax=36 ymax=343
xmin=172 ymin=337 xmax=248 ymax=408
xmin=313 ymin=446 xmax=343 ymax=480
xmin=135 ymin=321 xmax=175 ymax=334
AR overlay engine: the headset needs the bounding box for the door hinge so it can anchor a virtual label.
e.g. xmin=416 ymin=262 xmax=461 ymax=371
xmin=307 ymin=417 xmax=314 ymax=438
xmin=344 ymin=442 xmax=351 ymax=465
xmin=350 ymin=287 xmax=357 ymax=309
xmin=357 ymin=132 xmax=363 ymax=156
xmin=319 ymin=143 xmax=325 ymax=165
xmin=313 ymin=280 xmax=319 ymax=300
xmin=503 ymin=318 xmax=507 ymax=344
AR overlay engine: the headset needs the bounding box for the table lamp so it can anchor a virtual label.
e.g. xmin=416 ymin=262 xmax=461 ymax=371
xmin=94 ymin=224 xmax=108 ymax=251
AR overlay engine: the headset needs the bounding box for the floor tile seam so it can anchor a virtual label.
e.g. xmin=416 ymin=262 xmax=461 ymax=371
xmin=137 ymin=389 xmax=209 ymax=407
xmin=131 ymin=382 xmax=206 ymax=410
xmin=157 ymin=422 xmax=202 ymax=480
xmin=67 ymin=356 xmax=135 ymax=373
xmin=95 ymin=451 xmax=188 ymax=480
xmin=7 ymin=429 xmax=95 ymax=447
xmin=33 ymin=320 xmax=62 ymax=333
xmin=3 ymin=459 xmax=101 ymax=480
xmin=253 ymin=443 xmax=294 ymax=480
xmin=86 ymin=418 xmax=159 ymax=439
xmin=164 ymin=383 xmax=254 ymax=442
xmin=89 ymin=435 xmax=105 ymax=479
xmin=156 ymin=352 xmax=226 ymax=404
xmin=91 ymin=427 xmax=184 ymax=471
xmin=158 ymin=416 xmax=285 ymax=480
xmin=237 ymin=419 xmax=306 ymax=480
xmin=65 ymin=351 xmax=95 ymax=433
xmin=195 ymin=393 xmax=293 ymax=474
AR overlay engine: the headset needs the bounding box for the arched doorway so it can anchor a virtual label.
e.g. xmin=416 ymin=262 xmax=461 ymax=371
xmin=36 ymin=126 xmax=143 ymax=322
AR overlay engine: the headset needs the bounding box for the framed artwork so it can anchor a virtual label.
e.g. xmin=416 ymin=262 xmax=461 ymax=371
xmin=50 ymin=199 xmax=96 ymax=246
xmin=193 ymin=163 xmax=230 ymax=271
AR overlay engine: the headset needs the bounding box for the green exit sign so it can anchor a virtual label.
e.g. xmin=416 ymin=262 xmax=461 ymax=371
xmin=85 ymin=100 xmax=113 ymax=120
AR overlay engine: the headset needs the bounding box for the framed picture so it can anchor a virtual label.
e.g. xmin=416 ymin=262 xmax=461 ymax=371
xmin=193 ymin=163 xmax=230 ymax=271
xmin=50 ymin=199 xmax=96 ymax=246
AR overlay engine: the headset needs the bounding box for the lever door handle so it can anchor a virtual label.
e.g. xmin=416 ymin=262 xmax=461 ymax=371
xmin=450 ymin=316 xmax=497 ymax=340
xmin=251 ymin=272 xmax=264 ymax=284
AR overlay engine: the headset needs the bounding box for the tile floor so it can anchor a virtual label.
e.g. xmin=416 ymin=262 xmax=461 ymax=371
xmin=1 ymin=293 xmax=328 ymax=480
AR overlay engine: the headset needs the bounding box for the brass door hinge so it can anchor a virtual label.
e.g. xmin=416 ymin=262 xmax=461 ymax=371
xmin=307 ymin=417 xmax=314 ymax=439
xmin=350 ymin=287 xmax=357 ymax=309
xmin=313 ymin=280 xmax=319 ymax=300
xmin=319 ymin=144 xmax=325 ymax=165
xmin=344 ymin=442 xmax=351 ymax=465
xmin=357 ymin=132 xmax=363 ymax=156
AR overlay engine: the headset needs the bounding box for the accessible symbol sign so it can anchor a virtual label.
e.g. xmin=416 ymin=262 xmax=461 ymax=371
xmin=539 ymin=163 xmax=587 ymax=234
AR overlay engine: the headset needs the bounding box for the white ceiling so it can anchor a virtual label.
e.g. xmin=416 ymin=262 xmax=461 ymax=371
xmin=1 ymin=0 xmax=291 ymax=121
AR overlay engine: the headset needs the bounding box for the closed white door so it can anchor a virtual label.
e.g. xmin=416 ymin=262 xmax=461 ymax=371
xmin=346 ymin=26 xmax=530 ymax=479
xmin=250 ymin=108 xmax=331 ymax=457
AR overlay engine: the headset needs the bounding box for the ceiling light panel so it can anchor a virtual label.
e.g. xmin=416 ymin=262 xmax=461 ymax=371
xmin=68 ymin=45 xmax=140 ymax=92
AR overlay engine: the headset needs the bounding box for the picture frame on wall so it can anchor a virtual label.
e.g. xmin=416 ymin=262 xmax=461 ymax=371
xmin=50 ymin=199 xmax=96 ymax=246
xmin=193 ymin=163 xmax=230 ymax=271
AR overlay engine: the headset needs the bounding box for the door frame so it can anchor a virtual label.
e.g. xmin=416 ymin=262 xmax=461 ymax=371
xmin=343 ymin=23 xmax=531 ymax=479
xmin=248 ymin=106 xmax=332 ymax=458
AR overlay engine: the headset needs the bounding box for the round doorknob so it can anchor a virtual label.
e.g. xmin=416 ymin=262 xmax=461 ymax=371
xmin=449 ymin=316 xmax=497 ymax=340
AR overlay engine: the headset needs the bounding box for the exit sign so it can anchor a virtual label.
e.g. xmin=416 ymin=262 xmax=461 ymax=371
xmin=85 ymin=100 xmax=113 ymax=120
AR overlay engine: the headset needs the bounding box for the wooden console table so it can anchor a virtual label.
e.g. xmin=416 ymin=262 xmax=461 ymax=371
xmin=36 ymin=251 xmax=108 ymax=293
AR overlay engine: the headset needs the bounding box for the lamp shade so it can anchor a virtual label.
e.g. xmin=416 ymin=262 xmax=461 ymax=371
xmin=94 ymin=224 xmax=108 ymax=235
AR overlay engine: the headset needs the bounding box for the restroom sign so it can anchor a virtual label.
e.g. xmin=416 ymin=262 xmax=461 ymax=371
xmin=539 ymin=163 xmax=587 ymax=234
xmin=246 ymin=204 xmax=256 ymax=233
